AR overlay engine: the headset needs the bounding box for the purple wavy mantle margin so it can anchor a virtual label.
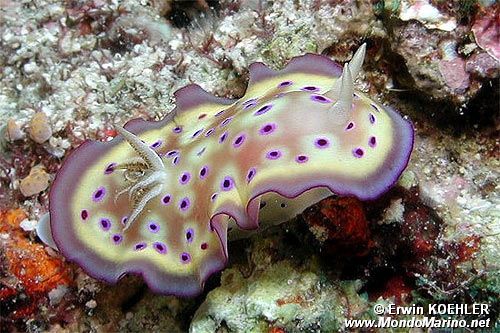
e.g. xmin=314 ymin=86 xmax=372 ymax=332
xmin=49 ymin=53 xmax=414 ymax=297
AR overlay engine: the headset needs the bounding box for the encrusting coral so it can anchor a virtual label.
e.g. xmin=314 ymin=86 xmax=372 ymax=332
xmin=40 ymin=44 xmax=414 ymax=296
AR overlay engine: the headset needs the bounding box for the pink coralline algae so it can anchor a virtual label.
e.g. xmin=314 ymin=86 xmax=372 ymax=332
xmin=43 ymin=45 xmax=414 ymax=296
xmin=438 ymin=57 xmax=470 ymax=91
xmin=465 ymin=52 xmax=499 ymax=79
xmin=472 ymin=5 xmax=500 ymax=62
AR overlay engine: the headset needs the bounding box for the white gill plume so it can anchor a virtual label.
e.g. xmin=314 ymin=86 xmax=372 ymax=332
xmin=115 ymin=126 xmax=166 ymax=231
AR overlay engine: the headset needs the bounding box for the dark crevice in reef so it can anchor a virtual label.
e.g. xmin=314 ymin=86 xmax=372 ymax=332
xmin=369 ymin=15 xmax=499 ymax=137
xmin=378 ymin=37 xmax=499 ymax=137
xmin=295 ymin=187 xmax=462 ymax=303
xmin=228 ymin=238 xmax=254 ymax=278
xmin=453 ymin=78 xmax=499 ymax=134
xmin=120 ymin=284 xmax=148 ymax=313
xmin=199 ymin=270 xmax=223 ymax=296
xmin=166 ymin=0 xmax=222 ymax=28
xmin=281 ymin=185 xmax=499 ymax=322
xmin=396 ymin=79 xmax=500 ymax=137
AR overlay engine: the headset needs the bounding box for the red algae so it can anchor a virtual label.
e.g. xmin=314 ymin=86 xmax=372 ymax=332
xmin=96 ymin=127 xmax=118 ymax=141
xmin=268 ymin=327 xmax=287 ymax=333
xmin=370 ymin=275 xmax=413 ymax=305
xmin=402 ymin=205 xmax=441 ymax=259
xmin=302 ymin=197 xmax=374 ymax=257
xmin=0 ymin=209 xmax=73 ymax=327
xmin=447 ymin=235 xmax=481 ymax=264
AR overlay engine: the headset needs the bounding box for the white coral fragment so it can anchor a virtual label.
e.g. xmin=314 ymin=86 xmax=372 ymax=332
xmin=399 ymin=0 xmax=457 ymax=32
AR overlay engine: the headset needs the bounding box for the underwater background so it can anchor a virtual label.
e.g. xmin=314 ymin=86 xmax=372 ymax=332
xmin=0 ymin=0 xmax=498 ymax=332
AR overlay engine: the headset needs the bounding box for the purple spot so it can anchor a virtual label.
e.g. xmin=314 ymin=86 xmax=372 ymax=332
xmin=243 ymin=101 xmax=257 ymax=110
xmin=201 ymin=242 xmax=208 ymax=250
xmin=369 ymin=113 xmax=376 ymax=124
xmin=153 ymin=242 xmax=167 ymax=254
xmin=310 ymin=95 xmax=332 ymax=103
xmin=180 ymin=252 xmax=191 ymax=263
xmin=150 ymin=140 xmax=162 ymax=149
xmin=166 ymin=150 xmax=178 ymax=158
xmin=198 ymin=113 xmax=207 ymax=119
xmin=111 ymin=234 xmax=123 ymax=245
xmin=121 ymin=216 xmax=128 ymax=226
xmin=179 ymin=197 xmax=191 ymax=211
xmin=173 ymin=126 xmax=182 ymax=133
xmin=173 ymin=155 xmax=180 ymax=165
xmin=179 ymin=171 xmax=191 ymax=185
xmin=254 ymin=104 xmax=272 ymax=116
xmin=104 ymin=163 xmax=116 ymax=175
xmin=214 ymin=109 xmax=226 ymax=117
xmin=205 ymin=128 xmax=215 ymax=137
xmin=369 ymin=136 xmax=377 ymax=148
xmin=346 ymin=122 xmax=355 ymax=131
xmin=295 ymin=155 xmax=308 ymax=163
xmin=197 ymin=147 xmax=206 ymax=156
xmin=246 ymin=167 xmax=256 ymax=183
xmin=161 ymin=194 xmax=171 ymax=205
xmin=134 ymin=242 xmax=147 ymax=251
xmin=243 ymin=98 xmax=257 ymax=106
xmin=219 ymin=131 xmax=228 ymax=143
xmin=314 ymin=138 xmax=330 ymax=148
xmin=259 ymin=123 xmax=276 ymax=135
xmin=148 ymin=222 xmax=160 ymax=233
xmin=371 ymin=104 xmax=380 ymax=112
xmin=301 ymin=86 xmax=320 ymax=92
xmin=186 ymin=228 xmax=194 ymax=243
xmin=278 ymin=80 xmax=292 ymax=88
xmin=266 ymin=150 xmax=282 ymax=160
xmin=221 ymin=176 xmax=235 ymax=191
xmin=99 ymin=218 xmax=111 ymax=231
xmin=92 ymin=186 xmax=106 ymax=202
xmin=210 ymin=193 xmax=218 ymax=201
xmin=199 ymin=165 xmax=209 ymax=179
xmin=233 ymin=134 xmax=246 ymax=148
xmin=353 ymin=147 xmax=364 ymax=158
xmin=80 ymin=209 xmax=89 ymax=220
xmin=220 ymin=117 xmax=233 ymax=128
xmin=192 ymin=128 xmax=204 ymax=138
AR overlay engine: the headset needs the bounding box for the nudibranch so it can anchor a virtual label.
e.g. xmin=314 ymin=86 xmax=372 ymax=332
xmin=45 ymin=44 xmax=413 ymax=296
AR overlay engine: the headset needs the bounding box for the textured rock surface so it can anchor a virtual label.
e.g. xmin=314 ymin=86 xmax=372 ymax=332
xmin=190 ymin=235 xmax=368 ymax=333
xmin=381 ymin=1 xmax=499 ymax=105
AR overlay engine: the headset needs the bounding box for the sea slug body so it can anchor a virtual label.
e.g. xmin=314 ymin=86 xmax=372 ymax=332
xmin=46 ymin=44 xmax=414 ymax=296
